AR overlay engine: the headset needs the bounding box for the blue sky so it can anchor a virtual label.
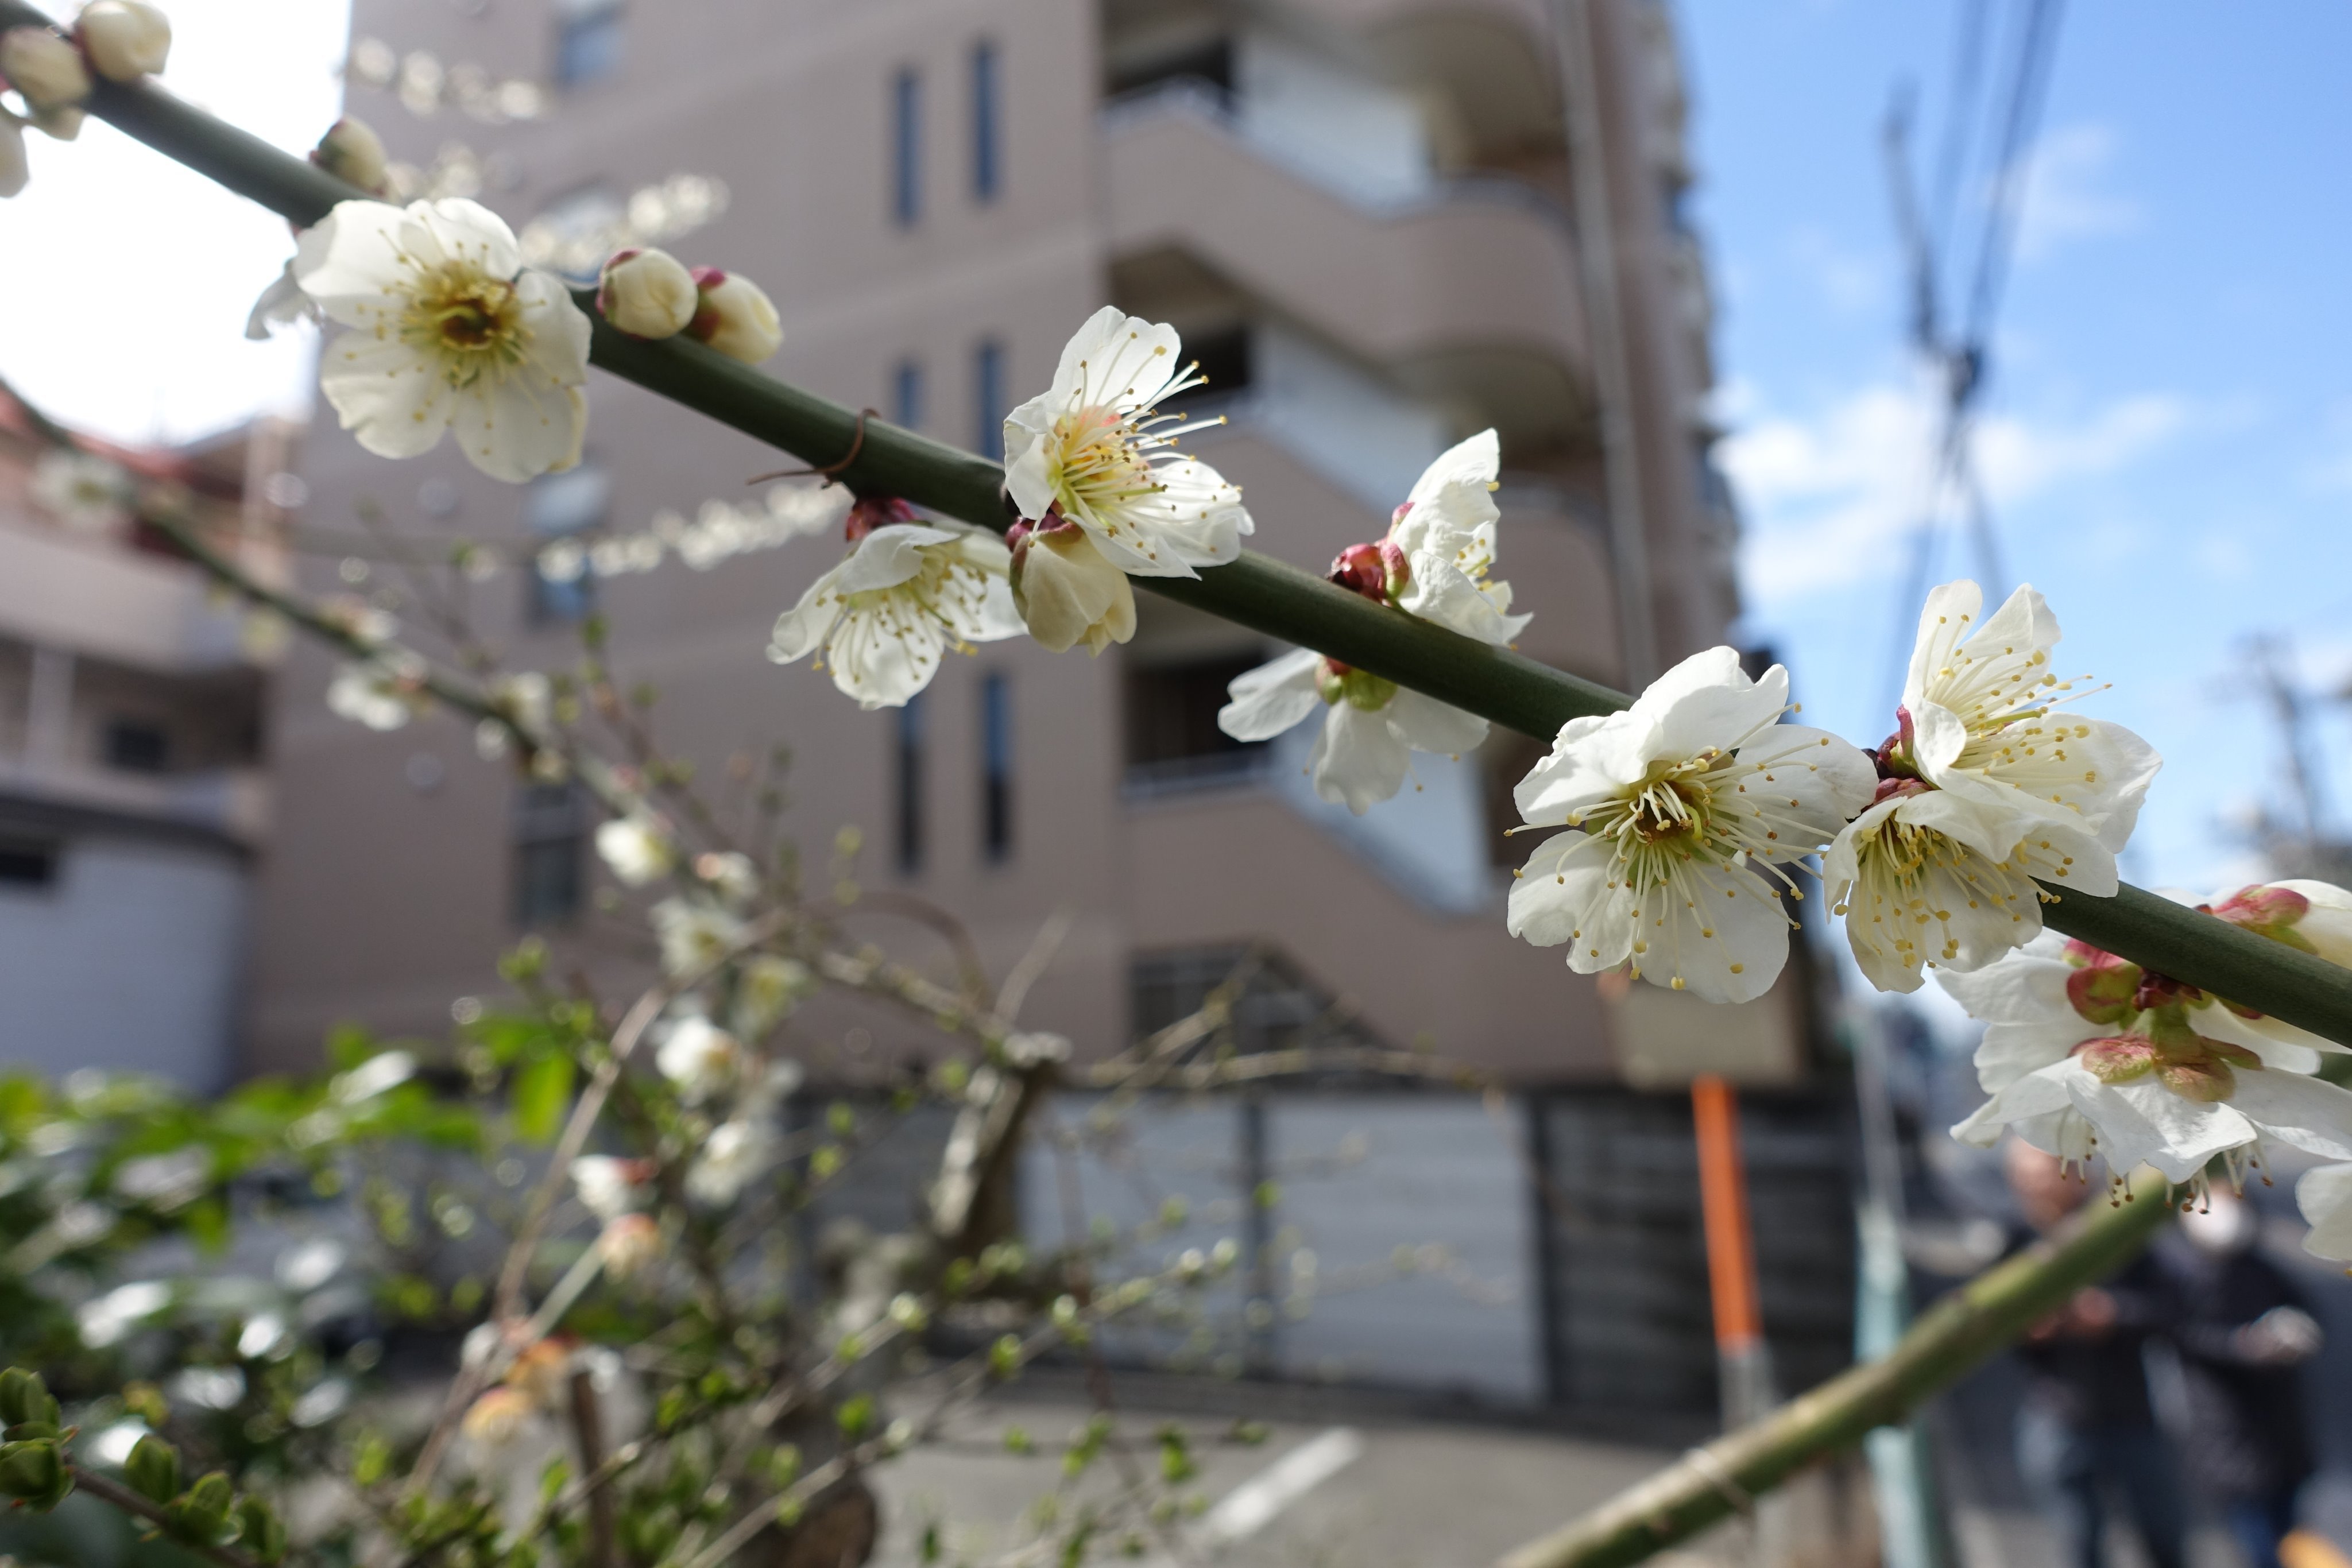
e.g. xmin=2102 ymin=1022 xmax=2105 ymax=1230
xmin=1680 ymin=0 xmax=2352 ymax=893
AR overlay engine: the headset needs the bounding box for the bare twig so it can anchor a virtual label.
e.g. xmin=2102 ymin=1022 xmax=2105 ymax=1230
xmin=568 ymin=1369 xmax=618 ymax=1568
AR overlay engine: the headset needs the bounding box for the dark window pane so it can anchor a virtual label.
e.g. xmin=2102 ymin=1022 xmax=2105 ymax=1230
xmin=971 ymin=40 xmax=1000 ymax=202
xmin=895 ymin=696 xmax=924 ymax=876
xmin=973 ymin=339 xmax=1006 ymax=460
xmin=892 ymin=67 xmax=922 ymax=227
xmin=1165 ymin=323 xmax=1250 ymax=408
xmin=892 ymin=358 xmax=924 ymax=431
xmin=1108 ymin=36 xmax=1233 ymax=101
xmin=513 ymin=783 xmax=586 ymax=927
xmin=103 ymin=718 xmax=169 ymax=774
xmin=0 ymin=839 xmax=58 ymax=889
xmin=1124 ymin=652 xmax=1270 ymax=788
xmin=555 ymin=0 xmax=625 ymax=87
xmin=981 ymin=672 xmax=1012 ymax=862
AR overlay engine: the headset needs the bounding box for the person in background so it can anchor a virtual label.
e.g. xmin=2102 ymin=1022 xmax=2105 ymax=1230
xmin=2157 ymin=1186 xmax=2323 ymax=1568
xmin=2006 ymin=1139 xmax=2189 ymax=1568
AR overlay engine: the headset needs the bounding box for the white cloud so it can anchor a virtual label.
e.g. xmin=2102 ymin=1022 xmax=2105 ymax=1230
xmin=1719 ymin=373 xmax=2190 ymax=602
xmin=2013 ymin=123 xmax=2141 ymax=263
xmin=0 ymin=0 xmax=349 ymax=446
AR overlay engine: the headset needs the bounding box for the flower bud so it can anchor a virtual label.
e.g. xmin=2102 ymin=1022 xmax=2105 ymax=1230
xmin=1008 ymin=518 xmax=1135 ymax=655
xmin=686 ymin=267 xmax=782 ymax=363
xmin=75 ymin=0 xmax=171 ymax=82
xmin=0 ymin=1439 xmax=63 ymax=1508
xmin=595 ymin=1213 xmax=663 ymax=1280
xmin=30 ymin=103 xmax=82 ymax=140
xmin=311 ymin=115 xmax=386 ymax=195
xmin=1314 ymin=657 xmax=1395 ymax=712
xmin=125 ymin=1433 xmax=181 ymax=1504
xmin=597 ymin=246 xmax=698 ymax=339
xmin=2 ymin=27 xmax=91 ymax=110
xmin=0 ymin=114 xmax=28 ymax=200
xmin=505 ymin=1338 xmax=571 ymax=1410
xmin=460 ymin=1386 xmax=533 ymax=1449
xmin=236 ymin=1495 xmax=288 ymax=1565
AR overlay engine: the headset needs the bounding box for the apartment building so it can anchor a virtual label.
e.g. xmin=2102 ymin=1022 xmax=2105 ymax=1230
xmin=255 ymin=0 xmax=1843 ymax=1420
xmin=0 ymin=400 xmax=290 ymax=1092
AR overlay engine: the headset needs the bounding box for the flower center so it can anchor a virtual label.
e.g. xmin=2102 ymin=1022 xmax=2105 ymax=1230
xmin=401 ymin=262 xmax=526 ymax=385
xmin=1050 ymin=406 xmax=1162 ymax=518
xmin=1626 ymin=765 xmax=1715 ymax=845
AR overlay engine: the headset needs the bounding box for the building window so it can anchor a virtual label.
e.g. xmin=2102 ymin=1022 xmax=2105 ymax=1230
xmin=980 ymin=672 xmax=1012 ymax=862
xmin=892 ymin=358 xmax=925 ymax=431
xmin=554 ymin=0 xmax=625 ymax=88
xmin=526 ymin=462 xmax=611 ymax=625
xmin=1107 ymin=35 xmax=1233 ymax=106
xmin=970 ymin=40 xmax=1001 ymax=203
xmin=973 ymin=339 xmax=1006 ymax=461
xmin=894 ymin=696 xmax=924 ymax=876
xmin=891 ymin=67 xmax=922 ymax=227
xmin=513 ymin=783 xmax=587 ymax=928
xmin=102 ymin=718 xmax=170 ymax=774
xmin=1124 ymin=651 xmax=1271 ymax=790
xmin=0 ymin=838 xmax=59 ymax=891
xmin=1164 ymin=322 xmax=1251 ymax=408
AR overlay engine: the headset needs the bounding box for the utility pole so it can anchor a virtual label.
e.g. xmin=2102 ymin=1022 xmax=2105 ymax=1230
xmin=1553 ymin=0 xmax=1660 ymax=688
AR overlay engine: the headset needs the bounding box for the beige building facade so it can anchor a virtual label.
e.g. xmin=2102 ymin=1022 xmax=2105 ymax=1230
xmin=250 ymin=0 xmax=1756 ymax=1088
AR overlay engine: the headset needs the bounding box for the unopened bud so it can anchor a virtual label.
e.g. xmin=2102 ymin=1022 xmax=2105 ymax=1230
xmin=0 ymin=1439 xmax=63 ymax=1505
xmin=1009 ymin=518 xmax=1135 ymax=655
xmin=125 ymin=1433 xmax=181 ymax=1504
xmin=2 ymin=27 xmax=91 ymax=110
xmin=844 ymin=493 xmax=917 ymax=542
xmin=1328 ymin=541 xmax=1385 ymax=601
xmin=311 ymin=115 xmax=386 ymax=195
xmin=1314 ymin=657 xmax=1396 ymax=713
xmin=237 ymin=1496 xmax=287 ymax=1565
xmin=685 ymin=267 xmax=782 ymax=363
xmin=505 ymin=1338 xmax=572 ymax=1409
xmin=459 ymin=1385 xmax=535 ymax=1449
xmin=0 ymin=114 xmax=28 ymax=200
xmin=594 ymin=1213 xmax=663 ymax=1280
xmin=598 ymin=246 xmax=698 ymax=339
xmin=29 ymin=102 xmax=82 ymax=140
xmin=75 ymin=0 xmax=171 ymax=82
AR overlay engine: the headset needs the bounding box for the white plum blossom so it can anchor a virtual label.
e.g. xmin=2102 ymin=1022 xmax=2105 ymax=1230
xmin=594 ymin=1214 xmax=663 ymax=1279
xmin=1825 ymin=580 xmax=2160 ymax=993
xmin=686 ymin=1118 xmax=775 ymax=1206
xmin=1003 ymin=307 xmax=1251 ymax=580
xmin=28 ymin=448 xmax=131 ymax=533
xmin=326 ymin=652 xmax=428 ymax=731
xmin=1506 ymin=647 xmax=1878 ymax=1003
xmin=1007 ymin=518 xmax=1135 ymax=655
xmin=571 ymin=1155 xmax=651 ymax=1221
xmin=2296 ymin=1164 xmax=2352 ymax=1262
xmin=1217 ymin=432 xmax=1525 ymax=814
xmin=245 ymin=259 xmax=316 ymax=340
xmin=595 ymin=812 xmax=675 ymax=887
xmin=1949 ymin=925 xmax=2352 ymax=1194
xmin=651 ymin=897 xmax=745 ymax=979
xmin=295 ymin=198 xmax=591 ymax=483
xmin=768 ymin=502 xmax=1022 ymax=709
xmin=655 ymin=1016 xmax=741 ymax=1104
xmin=1221 ymin=651 xmax=1489 ymax=815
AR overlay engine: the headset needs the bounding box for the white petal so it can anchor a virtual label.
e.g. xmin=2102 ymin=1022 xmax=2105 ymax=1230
xmin=319 ymin=331 xmax=455 ymax=459
xmin=1715 ymin=723 xmax=1879 ymax=850
xmin=1646 ymin=649 xmax=1787 ymax=762
xmin=1514 ymin=711 xmax=1658 ymax=824
xmin=292 ymin=198 xmax=413 ymax=319
xmin=453 ymin=362 xmax=585 ymax=483
xmin=1218 ymin=649 xmax=1324 ymax=742
xmin=1382 ymin=687 xmax=1488 ymax=756
xmin=1899 ymin=578 xmax=1989 ymax=714
xmin=1309 ymin=701 xmax=1411 ymax=814
xmin=834 ymin=524 xmax=962 ymax=594
xmin=2298 ymin=1164 xmax=2352 ymax=1260
xmin=1507 ymin=832 xmax=1628 ymax=963
xmin=1633 ymin=862 xmax=1793 ymax=1004
xmin=2222 ymin=1067 xmax=2352 ymax=1164
xmin=766 ymin=557 xmax=852 ymax=663
xmin=2086 ymin=1075 xmax=2252 ymax=1182
xmin=1397 ymin=554 xmax=1515 ymax=644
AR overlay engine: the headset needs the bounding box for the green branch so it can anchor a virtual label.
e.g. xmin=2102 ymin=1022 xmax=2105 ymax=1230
xmin=14 ymin=2 xmax=2352 ymax=1048
xmin=1494 ymin=1173 xmax=2173 ymax=1568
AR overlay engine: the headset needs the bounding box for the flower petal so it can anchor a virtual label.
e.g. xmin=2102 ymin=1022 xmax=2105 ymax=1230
xmin=1382 ymin=687 xmax=1488 ymax=757
xmin=1309 ymin=700 xmax=1411 ymax=814
xmin=1218 ymin=648 xmax=1324 ymax=742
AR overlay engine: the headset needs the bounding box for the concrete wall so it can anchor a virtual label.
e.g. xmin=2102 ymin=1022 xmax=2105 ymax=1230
xmin=0 ymin=827 xmax=249 ymax=1092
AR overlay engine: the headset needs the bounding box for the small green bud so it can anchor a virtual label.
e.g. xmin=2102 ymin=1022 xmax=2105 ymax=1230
xmin=237 ymin=1496 xmax=287 ymax=1564
xmin=165 ymin=1472 xmax=234 ymax=1545
xmin=125 ymin=1434 xmax=181 ymax=1504
xmin=0 ymin=1439 xmax=64 ymax=1503
xmin=834 ymin=1393 xmax=875 ymax=1441
xmin=0 ymin=1369 xmax=41 ymax=1426
xmin=774 ymin=1496 xmax=804 ymax=1528
xmin=989 ymin=1334 xmax=1021 ymax=1379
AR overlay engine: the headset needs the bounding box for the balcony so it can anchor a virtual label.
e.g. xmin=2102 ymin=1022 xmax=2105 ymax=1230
xmin=0 ymin=519 xmax=257 ymax=675
xmin=1100 ymin=83 xmax=1590 ymax=438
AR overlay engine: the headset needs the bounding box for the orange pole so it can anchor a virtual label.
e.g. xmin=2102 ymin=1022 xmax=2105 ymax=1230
xmin=1691 ymin=1073 xmax=1763 ymax=1354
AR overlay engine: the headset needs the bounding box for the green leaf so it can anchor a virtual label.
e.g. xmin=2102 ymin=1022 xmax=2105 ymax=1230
xmin=237 ymin=1495 xmax=288 ymax=1564
xmin=510 ymin=1052 xmax=575 ymax=1145
xmin=125 ymin=1434 xmax=181 ymax=1504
